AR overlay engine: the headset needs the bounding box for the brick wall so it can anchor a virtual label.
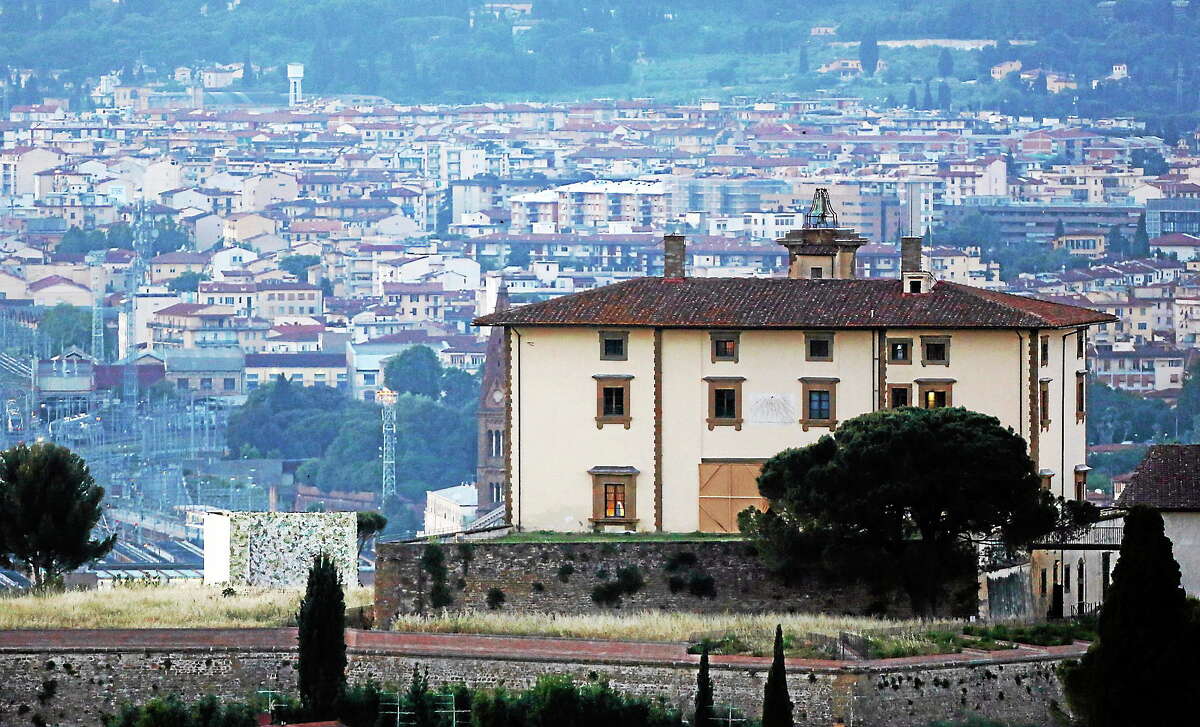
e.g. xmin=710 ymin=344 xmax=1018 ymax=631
xmin=0 ymin=629 xmax=1075 ymax=727
xmin=375 ymin=540 xmax=884 ymax=625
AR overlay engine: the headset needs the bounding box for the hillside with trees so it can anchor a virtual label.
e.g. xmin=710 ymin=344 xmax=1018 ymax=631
xmin=2 ymin=0 xmax=1200 ymax=125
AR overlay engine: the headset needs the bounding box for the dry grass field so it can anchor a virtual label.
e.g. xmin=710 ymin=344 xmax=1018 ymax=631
xmin=0 ymin=583 xmax=373 ymax=630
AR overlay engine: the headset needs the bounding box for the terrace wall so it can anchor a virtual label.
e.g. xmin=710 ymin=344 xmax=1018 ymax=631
xmin=0 ymin=629 xmax=1077 ymax=727
xmin=374 ymin=540 xmax=885 ymax=627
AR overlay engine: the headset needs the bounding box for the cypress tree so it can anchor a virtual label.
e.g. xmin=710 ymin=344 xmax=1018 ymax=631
xmin=1062 ymin=506 xmax=1200 ymax=726
xmin=921 ymin=80 xmax=934 ymax=110
xmin=297 ymin=554 xmax=346 ymax=719
xmin=906 ymin=86 xmax=918 ymax=108
xmin=761 ymin=625 xmax=793 ymax=727
xmin=694 ymin=646 xmax=714 ymax=727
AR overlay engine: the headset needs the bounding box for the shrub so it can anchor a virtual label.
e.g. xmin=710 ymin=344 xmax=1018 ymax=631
xmin=486 ymin=588 xmax=506 ymax=610
xmin=591 ymin=581 xmax=625 ymax=606
xmin=595 ymin=568 xmax=610 ymax=580
xmin=687 ymin=572 xmax=717 ymax=599
xmin=557 ymin=563 xmax=575 ymax=583
xmin=615 ymin=566 xmax=644 ymax=594
xmin=667 ymin=575 xmax=685 ymax=593
xmin=531 ymin=581 xmax=545 ymax=593
xmin=665 ymin=552 xmax=698 ymax=573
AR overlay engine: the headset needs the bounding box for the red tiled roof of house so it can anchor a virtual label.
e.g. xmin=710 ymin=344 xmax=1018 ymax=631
xmin=28 ymin=275 xmax=88 ymax=292
xmin=1116 ymin=444 xmax=1200 ymax=511
xmin=474 ymin=277 xmax=1116 ymax=329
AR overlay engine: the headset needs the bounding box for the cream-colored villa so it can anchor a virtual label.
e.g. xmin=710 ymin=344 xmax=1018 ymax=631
xmin=475 ymin=213 xmax=1115 ymax=534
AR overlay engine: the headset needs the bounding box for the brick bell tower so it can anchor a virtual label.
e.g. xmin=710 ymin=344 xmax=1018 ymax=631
xmin=475 ymin=280 xmax=510 ymax=517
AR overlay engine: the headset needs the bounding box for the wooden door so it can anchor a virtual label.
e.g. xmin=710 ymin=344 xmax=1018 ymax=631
xmin=697 ymin=461 xmax=768 ymax=533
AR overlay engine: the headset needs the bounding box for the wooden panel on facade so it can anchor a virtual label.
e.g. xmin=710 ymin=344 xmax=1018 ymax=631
xmin=698 ymin=461 xmax=768 ymax=533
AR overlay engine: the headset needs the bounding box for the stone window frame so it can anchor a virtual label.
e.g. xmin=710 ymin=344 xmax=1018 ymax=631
xmin=920 ymin=335 xmax=951 ymax=366
xmin=1040 ymin=335 xmax=1050 ymax=368
xmin=588 ymin=466 xmax=638 ymax=528
xmin=1077 ymin=331 xmax=1086 ymax=359
xmin=1075 ymin=371 xmax=1087 ymax=423
xmin=1040 ymin=378 xmax=1052 ymax=431
xmin=593 ymin=374 xmax=633 ymax=429
xmin=598 ymin=330 xmax=629 ymax=361
xmin=916 ymin=378 xmax=955 ymax=408
xmin=888 ymin=383 xmax=913 ymax=408
xmin=709 ymin=330 xmax=741 ymax=363
xmin=1074 ymin=467 xmax=1089 ymax=502
xmin=804 ymin=331 xmax=834 ymax=362
xmin=704 ymin=376 xmax=745 ymax=431
xmin=886 ymin=337 xmax=913 ymax=365
xmin=800 ymin=377 xmax=839 ymax=430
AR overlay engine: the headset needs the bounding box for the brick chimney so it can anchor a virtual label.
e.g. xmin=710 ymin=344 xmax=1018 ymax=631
xmin=663 ymin=234 xmax=686 ymax=279
xmin=900 ymin=235 xmax=935 ymax=294
xmin=900 ymin=236 xmax=923 ymax=273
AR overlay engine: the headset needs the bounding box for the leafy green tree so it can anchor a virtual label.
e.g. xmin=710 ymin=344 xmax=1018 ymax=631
xmin=167 ymin=271 xmax=207 ymax=292
xmin=694 ymin=646 xmax=714 ymax=727
xmin=921 ymin=80 xmax=934 ymax=109
xmin=441 ymin=367 xmax=480 ymax=410
xmin=280 ymin=254 xmax=321 ymax=282
xmin=297 ymin=554 xmax=346 ymax=719
xmin=761 ymin=625 xmax=792 ymax=727
xmin=383 ymin=345 xmax=442 ymax=399
xmin=37 ymin=303 xmax=91 ymax=352
xmin=356 ymin=510 xmax=387 ymax=556
xmin=1086 ymin=380 xmax=1172 ymax=444
xmin=858 ymin=33 xmax=879 ymax=77
xmin=747 ymin=408 xmax=1094 ymax=614
xmin=1061 ymin=506 xmax=1200 ymax=726
xmin=1105 ymin=224 xmax=1128 ymax=259
xmin=0 ymin=442 xmax=116 ymax=588
xmin=506 ymin=244 xmax=531 ymax=269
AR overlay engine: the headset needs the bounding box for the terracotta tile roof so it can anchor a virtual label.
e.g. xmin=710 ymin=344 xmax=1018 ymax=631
xmin=1116 ymin=445 xmax=1200 ymax=511
xmin=474 ymin=277 xmax=1116 ymax=329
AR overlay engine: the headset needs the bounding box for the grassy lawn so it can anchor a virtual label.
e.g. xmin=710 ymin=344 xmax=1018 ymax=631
xmin=389 ymin=610 xmax=924 ymax=656
xmin=0 ymin=583 xmax=373 ymax=630
xmin=489 ymin=531 xmax=745 ymax=544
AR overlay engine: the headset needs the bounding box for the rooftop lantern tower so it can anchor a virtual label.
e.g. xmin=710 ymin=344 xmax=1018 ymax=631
xmin=777 ymin=188 xmax=867 ymax=280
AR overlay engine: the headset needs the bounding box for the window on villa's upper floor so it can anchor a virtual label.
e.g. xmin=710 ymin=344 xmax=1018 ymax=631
xmin=710 ymin=331 xmax=740 ymax=363
xmin=921 ymin=336 xmax=950 ymax=366
xmin=805 ymin=332 xmax=834 ymax=362
xmin=598 ymin=330 xmax=628 ymax=361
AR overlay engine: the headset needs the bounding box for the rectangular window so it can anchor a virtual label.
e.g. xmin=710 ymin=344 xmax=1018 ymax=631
xmin=800 ymin=377 xmax=838 ymax=429
xmin=810 ymin=266 xmax=824 ymax=279
xmin=887 ymin=338 xmax=912 ymax=364
xmin=918 ymin=379 xmax=954 ymax=409
xmin=1074 ymin=469 xmax=1087 ymax=501
xmin=1077 ymin=332 xmax=1086 ymax=358
xmin=710 ymin=331 xmax=740 ymax=362
xmin=805 ymin=332 xmax=833 ymax=362
xmin=714 ymin=389 xmax=737 ymax=418
xmin=594 ymin=375 xmax=632 ymax=428
xmin=1040 ymin=336 xmax=1050 ymax=367
xmin=1040 ymin=380 xmax=1052 ymax=430
xmin=808 ymin=390 xmax=830 ymax=419
xmin=889 ymin=385 xmax=911 ymax=408
xmin=705 ymin=376 xmax=744 ymax=430
xmin=363 ymin=372 xmax=376 ymax=386
xmin=590 ymin=467 xmax=637 ymax=524
xmin=599 ymin=330 xmax=628 ymax=360
xmin=176 ymin=378 xmax=189 ymax=390
xmin=921 ymin=336 xmax=950 ymax=365
xmin=489 ymin=482 xmax=503 ymax=504
xmin=1076 ymin=372 xmax=1086 ymax=421
xmin=604 ymin=483 xmax=626 ymax=518
xmin=603 ymin=386 xmax=625 ymax=417
xmin=223 ymin=377 xmax=236 ymax=391
xmin=1102 ymin=552 xmax=1112 ymax=595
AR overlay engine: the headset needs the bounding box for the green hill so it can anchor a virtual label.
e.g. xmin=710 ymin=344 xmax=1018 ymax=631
xmin=1 ymin=0 xmax=1198 ymax=122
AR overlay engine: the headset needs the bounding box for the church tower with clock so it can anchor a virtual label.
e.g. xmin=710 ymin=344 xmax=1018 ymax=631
xmin=475 ymin=281 xmax=510 ymax=517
